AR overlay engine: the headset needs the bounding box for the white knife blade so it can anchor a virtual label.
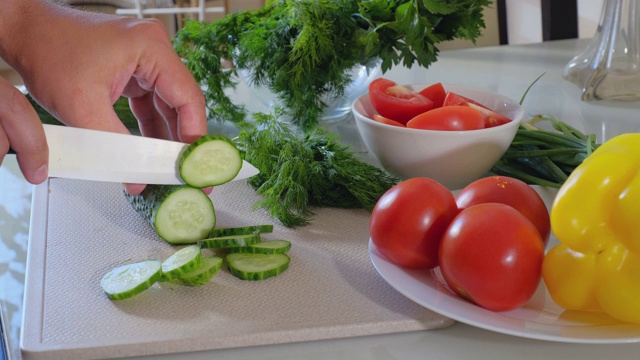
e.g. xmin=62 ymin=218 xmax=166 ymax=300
xmin=39 ymin=124 xmax=259 ymax=184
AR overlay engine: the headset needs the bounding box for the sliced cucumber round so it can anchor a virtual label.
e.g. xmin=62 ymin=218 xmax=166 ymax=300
xmin=179 ymin=134 xmax=242 ymax=188
xmin=100 ymin=260 xmax=162 ymax=300
xmin=230 ymin=239 xmax=292 ymax=254
xmin=199 ymin=233 xmax=261 ymax=249
xmin=178 ymin=256 xmax=223 ymax=286
xmin=161 ymin=245 xmax=202 ymax=281
xmin=208 ymin=224 xmax=274 ymax=238
xmin=124 ymin=185 xmax=216 ymax=245
xmin=226 ymin=253 xmax=290 ymax=281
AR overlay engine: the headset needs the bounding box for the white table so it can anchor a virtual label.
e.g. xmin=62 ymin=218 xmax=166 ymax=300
xmin=3 ymin=38 xmax=640 ymax=360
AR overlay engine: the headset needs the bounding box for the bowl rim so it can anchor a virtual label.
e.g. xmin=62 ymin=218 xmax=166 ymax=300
xmin=351 ymin=82 xmax=525 ymax=136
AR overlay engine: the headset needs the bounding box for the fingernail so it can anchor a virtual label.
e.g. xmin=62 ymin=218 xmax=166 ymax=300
xmin=33 ymin=164 xmax=48 ymax=184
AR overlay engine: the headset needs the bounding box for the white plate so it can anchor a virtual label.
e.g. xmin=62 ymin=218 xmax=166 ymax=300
xmin=368 ymin=185 xmax=640 ymax=344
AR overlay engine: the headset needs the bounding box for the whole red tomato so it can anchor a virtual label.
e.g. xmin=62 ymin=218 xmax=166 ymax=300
xmin=438 ymin=203 xmax=544 ymax=311
xmin=455 ymin=176 xmax=551 ymax=247
xmin=370 ymin=177 xmax=458 ymax=269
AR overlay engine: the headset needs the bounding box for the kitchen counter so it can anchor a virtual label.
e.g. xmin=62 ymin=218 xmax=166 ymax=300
xmin=3 ymin=38 xmax=640 ymax=360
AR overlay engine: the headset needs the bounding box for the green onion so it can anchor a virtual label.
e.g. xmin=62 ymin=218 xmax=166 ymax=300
xmin=490 ymin=115 xmax=600 ymax=188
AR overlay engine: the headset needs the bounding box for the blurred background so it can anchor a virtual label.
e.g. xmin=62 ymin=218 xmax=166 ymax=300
xmin=0 ymin=0 xmax=606 ymax=87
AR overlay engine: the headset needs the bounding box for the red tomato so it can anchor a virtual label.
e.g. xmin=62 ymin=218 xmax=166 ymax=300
xmin=373 ymin=114 xmax=405 ymax=127
xmin=438 ymin=203 xmax=544 ymax=311
xmin=442 ymin=91 xmax=488 ymax=108
xmin=442 ymin=92 xmax=512 ymax=128
xmin=418 ymin=82 xmax=447 ymax=108
xmin=406 ymin=105 xmax=485 ymax=131
xmin=370 ymin=178 xmax=459 ymax=269
xmin=368 ymin=78 xmax=434 ymax=125
xmin=455 ymin=176 xmax=551 ymax=247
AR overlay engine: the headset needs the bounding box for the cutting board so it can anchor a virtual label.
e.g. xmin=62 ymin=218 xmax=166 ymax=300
xmin=20 ymin=178 xmax=453 ymax=360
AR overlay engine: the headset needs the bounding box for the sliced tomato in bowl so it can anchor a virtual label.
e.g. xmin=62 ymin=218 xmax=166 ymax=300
xmin=368 ymin=78 xmax=434 ymax=125
xmin=418 ymin=82 xmax=447 ymax=108
xmin=406 ymin=105 xmax=485 ymax=131
xmin=373 ymin=114 xmax=405 ymax=127
xmin=443 ymin=91 xmax=512 ymax=128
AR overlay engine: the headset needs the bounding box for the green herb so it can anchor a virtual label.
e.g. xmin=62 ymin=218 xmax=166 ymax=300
xmin=173 ymin=0 xmax=490 ymax=131
xmin=234 ymin=108 xmax=400 ymax=227
xmin=490 ymin=115 xmax=600 ymax=188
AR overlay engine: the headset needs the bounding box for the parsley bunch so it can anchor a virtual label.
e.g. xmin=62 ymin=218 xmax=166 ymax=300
xmin=174 ymin=0 xmax=491 ymax=131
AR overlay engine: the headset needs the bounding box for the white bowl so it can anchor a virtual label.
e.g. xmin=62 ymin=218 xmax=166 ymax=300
xmin=352 ymin=84 xmax=524 ymax=190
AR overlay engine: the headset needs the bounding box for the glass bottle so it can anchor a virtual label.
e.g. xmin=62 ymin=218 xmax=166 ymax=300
xmin=563 ymin=0 xmax=640 ymax=101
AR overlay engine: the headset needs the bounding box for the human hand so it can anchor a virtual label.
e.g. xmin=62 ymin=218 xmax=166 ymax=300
xmin=0 ymin=76 xmax=49 ymax=184
xmin=1 ymin=1 xmax=207 ymax=194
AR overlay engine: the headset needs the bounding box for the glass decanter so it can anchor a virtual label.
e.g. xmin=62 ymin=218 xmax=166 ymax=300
xmin=563 ymin=0 xmax=640 ymax=101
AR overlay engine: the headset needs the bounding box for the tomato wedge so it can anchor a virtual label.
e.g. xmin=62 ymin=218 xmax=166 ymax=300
xmin=443 ymin=91 xmax=512 ymax=128
xmin=418 ymin=82 xmax=447 ymax=108
xmin=442 ymin=91 xmax=489 ymax=108
xmin=406 ymin=105 xmax=485 ymax=131
xmin=368 ymin=78 xmax=434 ymax=125
xmin=373 ymin=114 xmax=405 ymax=127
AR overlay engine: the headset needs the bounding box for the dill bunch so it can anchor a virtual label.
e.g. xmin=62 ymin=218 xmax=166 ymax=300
xmin=234 ymin=109 xmax=400 ymax=227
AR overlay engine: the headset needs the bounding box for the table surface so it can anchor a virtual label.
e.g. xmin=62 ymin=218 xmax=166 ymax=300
xmin=4 ymin=38 xmax=640 ymax=360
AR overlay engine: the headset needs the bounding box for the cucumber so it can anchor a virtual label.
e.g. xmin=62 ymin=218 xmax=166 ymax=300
xmin=226 ymin=253 xmax=290 ymax=281
xmin=100 ymin=260 xmax=162 ymax=300
xmin=124 ymin=185 xmax=216 ymax=245
xmin=161 ymin=245 xmax=202 ymax=281
xmin=199 ymin=233 xmax=261 ymax=249
xmin=229 ymin=239 xmax=292 ymax=254
xmin=208 ymin=224 xmax=274 ymax=238
xmin=178 ymin=256 xmax=223 ymax=286
xmin=178 ymin=134 xmax=243 ymax=188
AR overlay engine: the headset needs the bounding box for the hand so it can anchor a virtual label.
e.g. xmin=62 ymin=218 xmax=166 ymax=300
xmin=0 ymin=1 xmax=207 ymax=194
xmin=0 ymin=76 xmax=48 ymax=184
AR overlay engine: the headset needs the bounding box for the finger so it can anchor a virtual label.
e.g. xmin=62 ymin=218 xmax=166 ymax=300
xmin=128 ymin=91 xmax=171 ymax=140
xmin=154 ymin=92 xmax=179 ymax=141
xmin=124 ymin=183 xmax=146 ymax=195
xmin=0 ymin=78 xmax=49 ymax=184
xmin=52 ymin=87 xmax=132 ymax=136
xmin=136 ymin=45 xmax=207 ymax=143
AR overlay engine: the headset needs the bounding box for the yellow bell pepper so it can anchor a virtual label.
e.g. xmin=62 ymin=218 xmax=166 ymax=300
xmin=543 ymin=133 xmax=640 ymax=323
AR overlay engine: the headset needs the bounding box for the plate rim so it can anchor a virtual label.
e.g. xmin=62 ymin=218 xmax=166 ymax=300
xmin=368 ymin=239 xmax=640 ymax=344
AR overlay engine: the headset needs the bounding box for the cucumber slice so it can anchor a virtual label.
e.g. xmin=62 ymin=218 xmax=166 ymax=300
xmin=199 ymin=233 xmax=261 ymax=249
xmin=179 ymin=134 xmax=243 ymax=188
xmin=100 ymin=260 xmax=162 ymax=300
xmin=161 ymin=245 xmax=202 ymax=281
xmin=226 ymin=253 xmax=290 ymax=281
xmin=178 ymin=256 xmax=223 ymax=286
xmin=208 ymin=224 xmax=274 ymax=238
xmin=124 ymin=185 xmax=216 ymax=245
xmin=230 ymin=240 xmax=292 ymax=254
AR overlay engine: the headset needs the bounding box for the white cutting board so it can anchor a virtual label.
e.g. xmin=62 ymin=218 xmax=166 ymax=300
xmin=20 ymin=178 xmax=452 ymax=360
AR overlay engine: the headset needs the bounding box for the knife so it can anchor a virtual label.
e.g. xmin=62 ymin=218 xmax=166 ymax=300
xmin=8 ymin=124 xmax=259 ymax=185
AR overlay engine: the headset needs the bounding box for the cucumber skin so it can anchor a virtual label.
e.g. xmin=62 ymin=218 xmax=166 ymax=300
xmin=226 ymin=253 xmax=290 ymax=281
xmin=229 ymin=240 xmax=292 ymax=254
xmin=101 ymin=260 xmax=162 ymax=300
xmin=178 ymin=256 xmax=223 ymax=286
xmin=178 ymin=134 xmax=242 ymax=188
xmin=199 ymin=233 xmax=261 ymax=249
xmin=124 ymin=185 xmax=215 ymax=245
xmin=208 ymin=224 xmax=274 ymax=238
xmin=161 ymin=246 xmax=203 ymax=281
